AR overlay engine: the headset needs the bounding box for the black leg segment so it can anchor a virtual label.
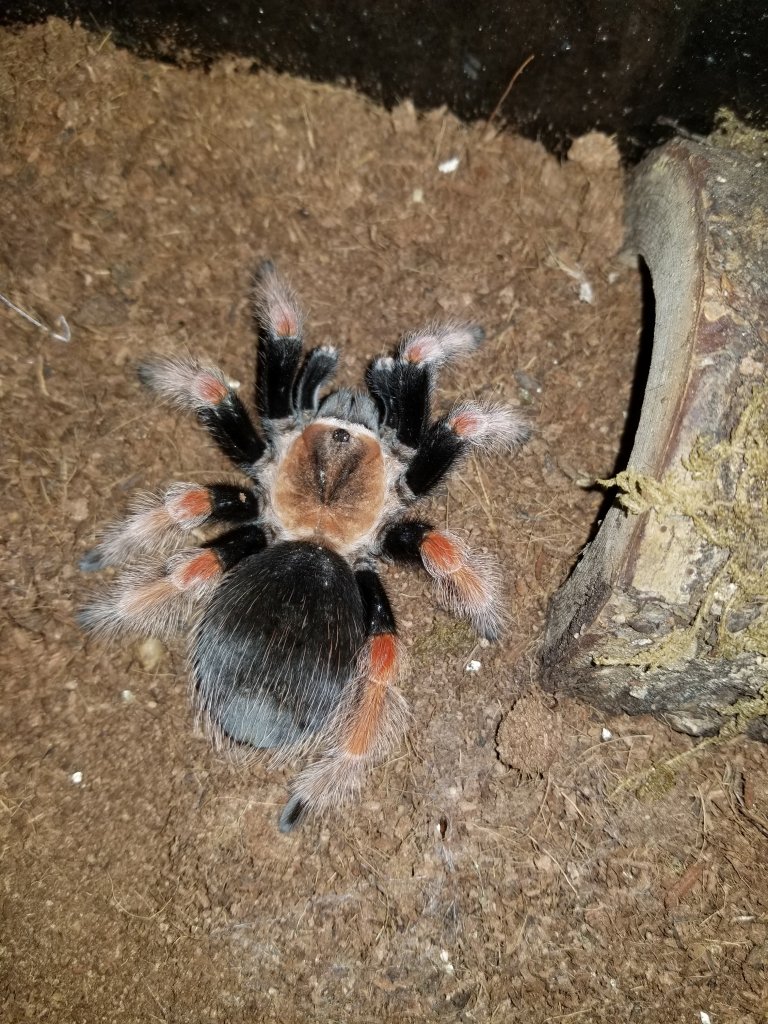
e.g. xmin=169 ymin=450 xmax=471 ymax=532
xmin=395 ymin=362 xmax=432 ymax=449
xmin=203 ymin=523 xmax=268 ymax=571
xmin=256 ymin=334 xmax=304 ymax=420
xmin=205 ymin=483 xmax=260 ymax=525
xmin=197 ymin=395 xmax=266 ymax=470
xmin=365 ymin=357 xmax=433 ymax=447
xmin=404 ymin=420 xmax=466 ymax=496
xmin=355 ymin=567 xmax=397 ymax=635
xmin=381 ymin=520 xmax=433 ymax=563
xmin=293 ymin=346 xmax=339 ymax=413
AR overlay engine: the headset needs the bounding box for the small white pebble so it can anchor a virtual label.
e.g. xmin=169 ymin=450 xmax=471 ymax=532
xmin=412 ymin=187 xmax=424 ymax=203
xmin=438 ymin=156 xmax=460 ymax=174
xmin=607 ymin=271 xmax=619 ymax=284
xmin=578 ymin=279 xmax=595 ymax=304
xmin=700 ymin=1013 xmax=712 ymax=1024
xmin=137 ymin=636 xmax=166 ymax=672
xmin=438 ymin=950 xmax=455 ymax=974
xmin=70 ymin=771 xmax=83 ymax=785
xmin=601 ymin=727 xmax=613 ymax=741
xmin=465 ymin=660 xmax=482 ymax=673
xmin=121 ymin=689 xmax=134 ymax=702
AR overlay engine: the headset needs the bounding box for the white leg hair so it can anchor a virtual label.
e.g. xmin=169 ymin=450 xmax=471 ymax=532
xmin=252 ymin=261 xmax=305 ymax=341
xmin=79 ymin=549 xmax=221 ymax=640
xmin=89 ymin=484 xmax=213 ymax=567
xmin=138 ymin=357 xmax=235 ymax=411
xmin=447 ymin=401 xmax=531 ymax=452
xmin=399 ymin=321 xmax=485 ymax=367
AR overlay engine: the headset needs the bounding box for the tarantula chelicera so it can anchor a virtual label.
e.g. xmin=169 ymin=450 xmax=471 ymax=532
xmin=81 ymin=263 xmax=529 ymax=831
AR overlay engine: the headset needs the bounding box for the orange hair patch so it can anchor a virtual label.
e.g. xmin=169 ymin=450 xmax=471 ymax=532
xmin=404 ymin=341 xmax=427 ymax=363
xmin=449 ymin=410 xmax=481 ymax=437
xmin=174 ymin=549 xmax=221 ymax=590
xmin=171 ymin=488 xmax=212 ymax=523
xmin=343 ymin=634 xmax=399 ymax=757
xmin=369 ymin=633 xmax=398 ymax=684
xmin=421 ymin=531 xmax=463 ymax=574
xmin=275 ymin=312 xmax=299 ymax=337
xmin=195 ymin=373 xmax=229 ymax=406
xmin=344 ymin=685 xmax=386 ymax=757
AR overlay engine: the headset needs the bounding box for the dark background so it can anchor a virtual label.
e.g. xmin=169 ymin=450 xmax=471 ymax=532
xmin=3 ymin=1 xmax=767 ymax=158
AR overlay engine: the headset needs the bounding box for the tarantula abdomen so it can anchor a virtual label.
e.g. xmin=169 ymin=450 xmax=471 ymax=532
xmin=194 ymin=541 xmax=365 ymax=750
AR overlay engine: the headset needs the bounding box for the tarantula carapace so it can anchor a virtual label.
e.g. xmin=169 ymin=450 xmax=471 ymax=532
xmin=81 ymin=263 xmax=529 ymax=831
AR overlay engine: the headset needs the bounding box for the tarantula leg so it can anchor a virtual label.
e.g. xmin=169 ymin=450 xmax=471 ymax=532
xmin=253 ymin=261 xmax=305 ymax=420
xmin=200 ymin=523 xmax=268 ymax=569
xmin=365 ymin=356 xmax=431 ymax=445
xmin=366 ymin=323 xmax=484 ymax=439
xmin=80 ymin=525 xmax=267 ymax=639
xmin=83 ymin=483 xmax=260 ymax=568
xmin=279 ymin=568 xmax=408 ymax=832
xmin=292 ymin=345 xmax=339 ymax=413
xmin=138 ymin=357 xmax=266 ymax=471
xmin=383 ymin=521 xmax=505 ymax=641
xmin=404 ymin=401 xmax=530 ymax=496
xmin=398 ymin=322 xmax=485 ymax=368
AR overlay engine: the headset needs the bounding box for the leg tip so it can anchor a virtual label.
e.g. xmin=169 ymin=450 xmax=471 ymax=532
xmin=469 ymin=324 xmax=486 ymax=346
xmin=79 ymin=547 xmax=106 ymax=572
xmin=256 ymin=258 xmax=277 ymax=279
xmin=75 ymin=604 xmax=99 ymax=633
xmin=136 ymin=360 xmax=156 ymax=389
xmin=278 ymin=794 xmax=307 ymax=833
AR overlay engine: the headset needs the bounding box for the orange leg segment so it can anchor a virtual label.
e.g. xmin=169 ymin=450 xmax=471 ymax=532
xmin=384 ymin=522 xmax=504 ymax=641
xmin=343 ymin=633 xmax=400 ymax=757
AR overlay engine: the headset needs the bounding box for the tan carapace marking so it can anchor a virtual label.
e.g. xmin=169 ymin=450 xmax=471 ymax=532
xmin=273 ymin=423 xmax=386 ymax=551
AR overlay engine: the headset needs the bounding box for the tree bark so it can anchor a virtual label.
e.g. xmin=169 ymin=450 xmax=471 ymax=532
xmin=542 ymin=137 xmax=768 ymax=740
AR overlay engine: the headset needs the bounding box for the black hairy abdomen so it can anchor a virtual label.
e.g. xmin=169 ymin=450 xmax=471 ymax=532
xmin=193 ymin=541 xmax=365 ymax=748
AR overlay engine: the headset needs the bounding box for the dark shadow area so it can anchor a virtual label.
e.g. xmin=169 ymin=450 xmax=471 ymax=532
xmin=611 ymin=257 xmax=655 ymax=475
xmin=586 ymin=256 xmax=655 ymax=541
xmin=3 ymin=0 xmax=767 ymax=159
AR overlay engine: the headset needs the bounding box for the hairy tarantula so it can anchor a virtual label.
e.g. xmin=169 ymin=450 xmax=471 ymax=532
xmin=81 ymin=263 xmax=529 ymax=831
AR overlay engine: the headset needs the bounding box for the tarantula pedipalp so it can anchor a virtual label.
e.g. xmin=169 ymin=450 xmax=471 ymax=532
xmin=80 ymin=262 xmax=530 ymax=831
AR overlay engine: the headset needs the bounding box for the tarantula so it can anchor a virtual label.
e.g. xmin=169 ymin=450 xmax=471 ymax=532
xmin=80 ymin=263 xmax=529 ymax=831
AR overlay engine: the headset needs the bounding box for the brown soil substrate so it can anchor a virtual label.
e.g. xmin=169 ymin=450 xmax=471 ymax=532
xmin=1 ymin=20 xmax=767 ymax=1023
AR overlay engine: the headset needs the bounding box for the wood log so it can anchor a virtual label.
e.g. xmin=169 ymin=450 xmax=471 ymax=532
xmin=541 ymin=137 xmax=768 ymax=740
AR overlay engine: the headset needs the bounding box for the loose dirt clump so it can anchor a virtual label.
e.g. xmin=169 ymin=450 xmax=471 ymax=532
xmin=496 ymin=692 xmax=566 ymax=778
xmin=1 ymin=18 xmax=767 ymax=1024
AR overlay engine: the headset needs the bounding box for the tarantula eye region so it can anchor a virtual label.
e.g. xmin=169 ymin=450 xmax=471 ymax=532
xmin=332 ymin=427 xmax=351 ymax=444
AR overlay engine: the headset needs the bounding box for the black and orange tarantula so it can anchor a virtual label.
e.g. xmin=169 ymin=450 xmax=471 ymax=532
xmin=81 ymin=263 xmax=529 ymax=831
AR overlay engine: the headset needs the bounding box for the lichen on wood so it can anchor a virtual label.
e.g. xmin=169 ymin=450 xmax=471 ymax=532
xmin=592 ymin=385 xmax=768 ymax=672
